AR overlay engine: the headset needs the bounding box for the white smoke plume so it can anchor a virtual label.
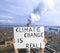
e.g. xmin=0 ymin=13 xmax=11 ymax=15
xmin=30 ymin=0 xmax=54 ymax=23
xmin=30 ymin=13 xmax=40 ymax=23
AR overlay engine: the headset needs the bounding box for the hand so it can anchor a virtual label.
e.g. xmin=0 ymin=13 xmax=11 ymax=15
xmin=43 ymin=38 xmax=47 ymax=45
xmin=11 ymin=38 xmax=19 ymax=53
xmin=11 ymin=38 xmax=16 ymax=44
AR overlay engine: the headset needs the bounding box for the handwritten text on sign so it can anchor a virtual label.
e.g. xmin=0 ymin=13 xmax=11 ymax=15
xmin=14 ymin=27 xmax=45 ymax=49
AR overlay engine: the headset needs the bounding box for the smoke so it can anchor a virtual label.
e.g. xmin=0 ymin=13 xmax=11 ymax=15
xmin=30 ymin=0 xmax=54 ymax=23
xmin=30 ymin=13 xmax=40 ymax=23
xmin=43 ymin=0 xmax=54 ymax=10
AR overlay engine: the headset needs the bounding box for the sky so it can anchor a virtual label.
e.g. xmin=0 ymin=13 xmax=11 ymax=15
xmin=0 ymin=0 xmax=60 ymax=26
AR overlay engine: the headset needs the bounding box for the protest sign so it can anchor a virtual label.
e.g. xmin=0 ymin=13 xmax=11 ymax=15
xmin=14 ymin=26 xmax=45 ymax=49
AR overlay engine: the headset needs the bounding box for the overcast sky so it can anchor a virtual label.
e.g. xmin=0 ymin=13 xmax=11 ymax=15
xmin=0 ymin=0 xmax=60 ymax=26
